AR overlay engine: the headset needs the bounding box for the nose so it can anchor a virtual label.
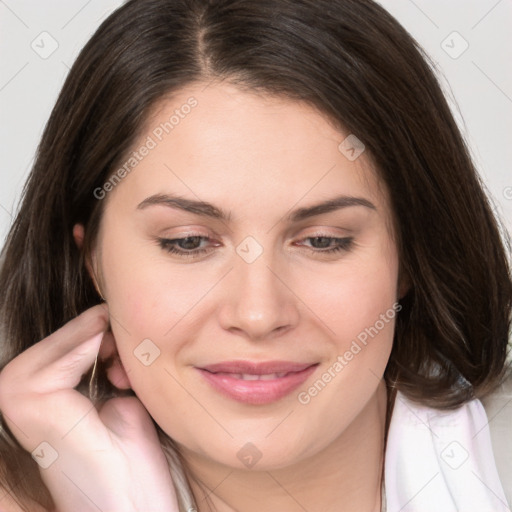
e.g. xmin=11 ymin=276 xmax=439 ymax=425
xmin=218 ymin=245 xmax=300 ymax=342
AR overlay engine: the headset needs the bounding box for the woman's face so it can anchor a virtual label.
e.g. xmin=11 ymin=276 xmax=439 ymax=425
xmin=85 ymin=82 xmax=401 ymax=470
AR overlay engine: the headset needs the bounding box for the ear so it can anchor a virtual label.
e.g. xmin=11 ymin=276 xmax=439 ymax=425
xmin=73 ymin=223 xmax=93 ymax=274
xmin=73 ymin=223 xmax=103 ymax=299
xmin=73 ymin=223 xmax=85 ymax=249
xmin=397 ymin=267 xmax=411 ymax=300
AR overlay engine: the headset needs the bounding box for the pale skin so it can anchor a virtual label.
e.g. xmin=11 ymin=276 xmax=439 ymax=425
xmin=0 ymin=81 xmax=406 ymax=511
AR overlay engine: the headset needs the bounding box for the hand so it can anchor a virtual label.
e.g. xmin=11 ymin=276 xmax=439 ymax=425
xmin=0 ymin=304 xmax=180 ymax=512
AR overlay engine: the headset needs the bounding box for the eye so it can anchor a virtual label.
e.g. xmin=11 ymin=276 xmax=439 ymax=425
xmin=296 ymin=235 xmax=354 ymax=254
xmin=157 ymin=235 xmax=214 ymax=258
xmin=157 ymin=234 xmax=354 ymax=259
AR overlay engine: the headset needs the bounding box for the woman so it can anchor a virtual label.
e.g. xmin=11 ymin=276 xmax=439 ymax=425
xmin=0 ymin=0 xmax=511 ymax=511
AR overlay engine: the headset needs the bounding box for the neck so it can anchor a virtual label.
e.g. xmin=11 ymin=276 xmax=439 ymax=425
xmin=182 ymin=381 xmax=389 ymax=512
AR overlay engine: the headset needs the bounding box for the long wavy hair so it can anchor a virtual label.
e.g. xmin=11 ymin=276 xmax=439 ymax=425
xmin=1 ymin=0 xmax=511 ymax=509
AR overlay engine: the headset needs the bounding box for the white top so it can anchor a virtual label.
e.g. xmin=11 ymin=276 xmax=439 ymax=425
xmin=384 ymin=374 xmax=512 ymax=511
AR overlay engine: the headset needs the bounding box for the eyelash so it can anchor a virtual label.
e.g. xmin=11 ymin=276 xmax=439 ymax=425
xmin=157 ymin=234 xmax=354 ymax=258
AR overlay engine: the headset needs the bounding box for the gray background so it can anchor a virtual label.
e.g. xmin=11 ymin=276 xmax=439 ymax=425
xmin=1 ymin=0 xmax=511 ymax=249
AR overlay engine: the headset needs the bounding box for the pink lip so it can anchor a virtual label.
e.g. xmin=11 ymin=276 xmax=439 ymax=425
xmin=196 ymin=360 xmax=319 ymax=405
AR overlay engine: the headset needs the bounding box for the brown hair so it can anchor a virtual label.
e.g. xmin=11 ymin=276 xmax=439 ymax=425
xmin=1 ymin=0 xmax=511 ymax=509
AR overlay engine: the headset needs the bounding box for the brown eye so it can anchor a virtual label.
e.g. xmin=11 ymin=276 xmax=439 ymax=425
xmin=158 ymin=235 xmax=212 ymax=257
xmin=299 ymin=236 xmax=354 ymax=254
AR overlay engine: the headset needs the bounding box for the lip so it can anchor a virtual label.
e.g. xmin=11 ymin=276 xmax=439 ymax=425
xmin=196 ymin=360 xmax=319 ymax=405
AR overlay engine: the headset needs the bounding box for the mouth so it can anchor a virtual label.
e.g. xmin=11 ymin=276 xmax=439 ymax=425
xmin=195 ymin=360 xmax=319 ymax=405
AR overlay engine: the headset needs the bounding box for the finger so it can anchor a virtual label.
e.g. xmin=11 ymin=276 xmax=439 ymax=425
xmin=0 ymin=305 xmax=110 ymax=416
xmin=35 ymin=331 xmax=104 ymax=393
xmin=0 ymin=330 xmax=104 ymax=406
xmin=0 ymin=310 xmax=114 ymax=461
xmin=10 ymin=304 xmax=109 ymax=375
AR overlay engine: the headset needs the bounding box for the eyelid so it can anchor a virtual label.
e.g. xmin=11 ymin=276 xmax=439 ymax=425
xmin=157 ymin=231 xmax=355 ymax=259
xmin=159 ymin=227 xmax=351 ymax=244
xmin=293 ymin=224 xmax=355 ymax=237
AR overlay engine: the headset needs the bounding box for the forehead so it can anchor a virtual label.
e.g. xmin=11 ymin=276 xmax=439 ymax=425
xmin=105 ymin=81 xmax=390 ymax=222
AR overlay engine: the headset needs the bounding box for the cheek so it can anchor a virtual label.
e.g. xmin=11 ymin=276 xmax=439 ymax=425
xmin=99 ymin=225 xmax=207 ymax=333
xmin=303 ymin=243 xmax=399 ymax=346
xmin=300 ymin=239 xmax=399 ymax=409
xmin=98 ymin=237 xmax=217 ymax=390
xmin=99 ymin=215 xmax=398 ymax=386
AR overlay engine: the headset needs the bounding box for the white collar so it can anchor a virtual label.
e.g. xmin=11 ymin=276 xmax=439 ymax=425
xmin=384 ymin=391 xmax=509 ymax=511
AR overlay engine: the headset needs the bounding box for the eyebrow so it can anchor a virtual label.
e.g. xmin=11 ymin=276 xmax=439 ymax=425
xmin=136 ymin=193 xmax=376 ymax=222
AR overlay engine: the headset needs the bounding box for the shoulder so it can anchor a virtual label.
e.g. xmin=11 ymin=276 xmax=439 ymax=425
xmin=480 ymin=370 xmax=512 ymax=447
xmin=0 ymin=488 xmax=49 ymax=512
xmin=386 ymin=383 xmax=511 ymax=510
xmin=480 ymin=370 xmax=512 ymax=507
